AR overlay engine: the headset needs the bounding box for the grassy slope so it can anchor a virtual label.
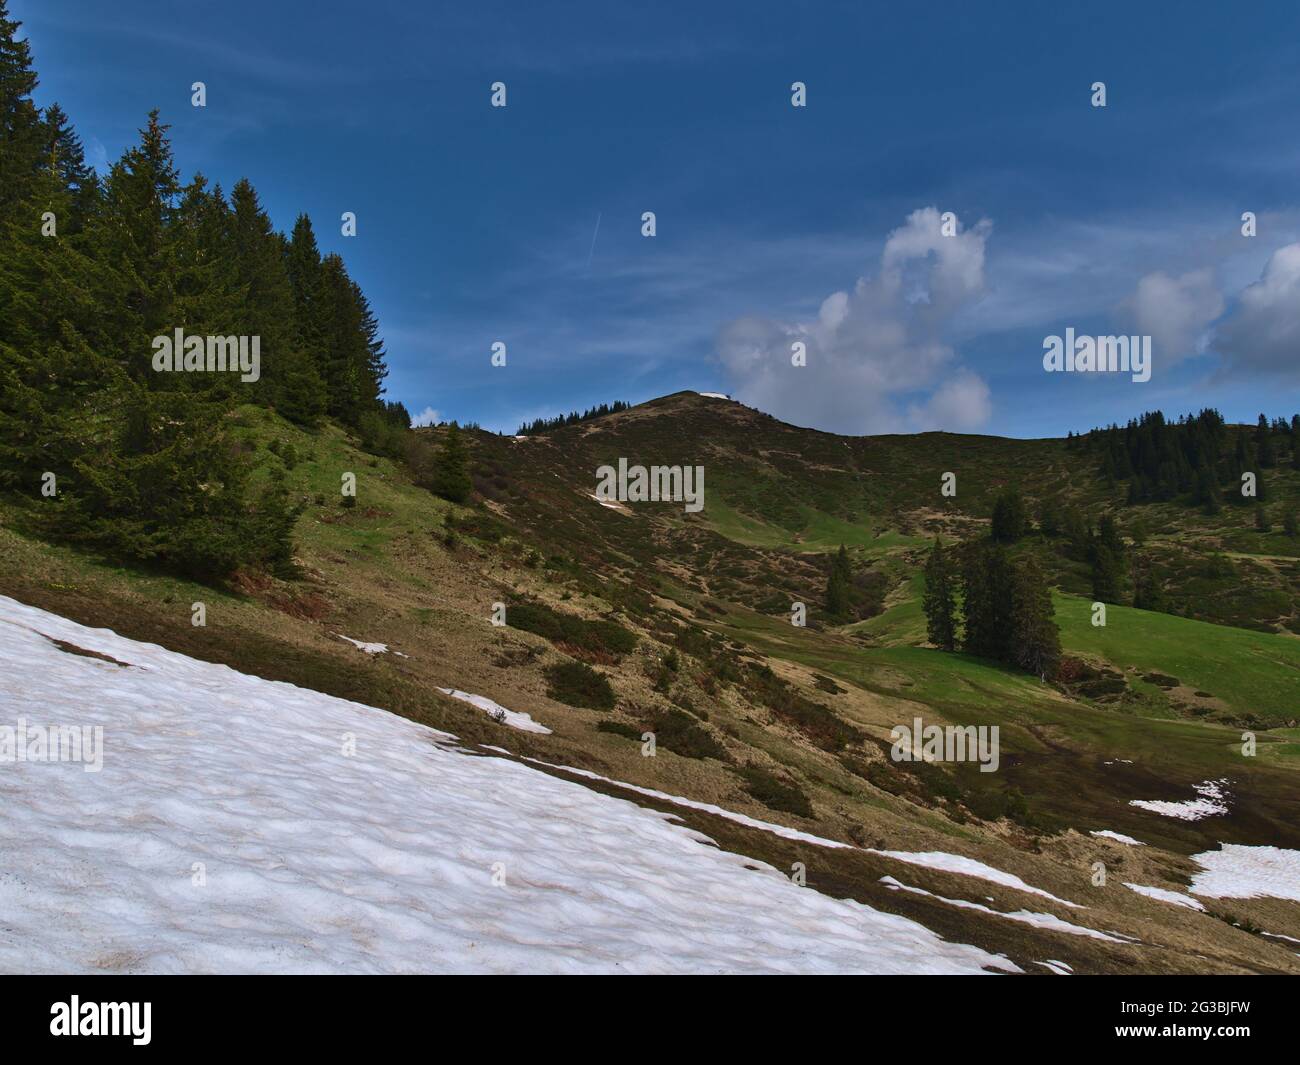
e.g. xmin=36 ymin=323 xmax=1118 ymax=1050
xmin=1053 ymin=593 xmax=1300 ymax=725
xmin=3 ymin=394 xmax=1299 ymax=974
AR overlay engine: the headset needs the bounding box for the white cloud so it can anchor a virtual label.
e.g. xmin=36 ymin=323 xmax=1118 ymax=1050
xmin=1118 ymin=268 xmax=1223 ymax=365
xmin=907 ymin=369 xmax=992 ymax=432
xmin=1214 ymin=242 xmax=1300 ymax=379
xmin=410 ymin=406 xmax=441 ymax=427
xmin=716 ymin=207 xmax=994 ymax=434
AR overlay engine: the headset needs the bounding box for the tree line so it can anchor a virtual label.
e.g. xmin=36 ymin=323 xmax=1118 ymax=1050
xmin=0 ymin=3 xmax=405 ymax=578
xmin=1069 ymin=408 xmax=1300 ymax=509
xmin=516 ymin=401 xmax=631 ymax=436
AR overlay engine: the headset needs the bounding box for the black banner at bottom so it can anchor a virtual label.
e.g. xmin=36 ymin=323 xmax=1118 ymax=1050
xmin=1 ymin=974 xmax=1290 ymax=1051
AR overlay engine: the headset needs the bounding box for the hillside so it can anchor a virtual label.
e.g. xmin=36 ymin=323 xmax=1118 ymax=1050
xmin=0 ymin=595 xmax=1018 ymax=974
xmin=3 ymin=392 xmax=1298 ymax=974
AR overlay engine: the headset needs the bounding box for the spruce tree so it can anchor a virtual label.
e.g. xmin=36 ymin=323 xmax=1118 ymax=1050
xmin=59 ymin=384 xmax=299 ymax=579
xmin=1090 ymin=545 xmax=1122 ymax=604
xmin=431 ymin=422 xmax=472 ymax=503
xmin=1009 ymin=556 xmax=1061 ymax=678
xmin=1255 ymin=414 xmax=1276 ymax=468
xmin=961 ymin=543 xmax=1013 ymax=661
xmin=990 ymin=488 xmax=1028 ymax=542
xmin=0 ymin=18 xmax=396 ymax=582
xmin=824 ymin=544 xmax=853 ymax=620
xmin=0 ymin=120 xmax=112 ymax=492
xmin=317 ymin=253 xmax=370 ymax=421
xmin=1131 ymin=555 xmax=1165 ymax=612
xmin=922 ymin=537 xmax=957 ymax=651
xmin=286 ymin=214 xmax=327 ymax=382
xmin=91 ymin=109 xmax=181 ymax=375
xmin=230 ymin=179 xmax=325 ymax=422
xmin=168 ymin=174 xmax=241 ymax=403
xmin=40 ymin=102 xmax=98 ymax=230
xmin=0 ymin=0 xmax=44 ymax=212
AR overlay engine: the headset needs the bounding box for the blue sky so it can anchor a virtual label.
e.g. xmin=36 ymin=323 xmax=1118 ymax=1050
xmin=17 ymin=0 xmax=1300 ymax=436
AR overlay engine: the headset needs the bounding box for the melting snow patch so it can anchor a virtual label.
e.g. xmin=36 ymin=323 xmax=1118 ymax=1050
xmin=1037 ymin=959 xmax=1073 ymax=975
xmin=438 ymin=689 xmax=552 ymax=735
xmin=1090 ymin=830 xmax=1146 ymax=846
xmin=519 ymin=756 xmax=851 ymax=849
xmin=869 ymin=851 xmax=1082 ymax=908
xmin=1129 ymin=779 xmax=1230 ymax=821
xmin=1189 ymin=844 xmax=1300 ymax=902
xmin=0 ymin=594 xmax=1017 ymax=974
xmin=1123 ymin=883 xmax=1205 ymax=911
xmin=588 ymin=493 xmax=630 ymax=514
xmin=880 ymin=877 xmax=1125 ymax=943
xmin=335 ymin=634 xmax=388 ymax=655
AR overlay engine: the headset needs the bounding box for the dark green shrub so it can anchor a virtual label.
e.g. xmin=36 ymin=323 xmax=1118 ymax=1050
xmin=736 ymin=766 xmax=813 ymax=818
xmin=597 ymin=719 xmax=643 ymax=740
xmin=652 ymin=709 xmax=725 ymax=760
xmin=545 ymin=661 xmax=615 ymax=709
xmin=509 ymin=601 xmax=637 ymax=659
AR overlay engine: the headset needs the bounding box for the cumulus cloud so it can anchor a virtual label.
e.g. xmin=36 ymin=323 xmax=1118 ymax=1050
xmin=716 ymin=207 xmax=994 ymax=434
xmin=907 ymin=369 xmax=992 ymax=432
xmin=1118 ymin=268 xmax=1223 ymax=365
xmin=410 ymin=406 xmax=441 ymax=427
xmin=1214 ymin=243 xmax=1300 ymax=379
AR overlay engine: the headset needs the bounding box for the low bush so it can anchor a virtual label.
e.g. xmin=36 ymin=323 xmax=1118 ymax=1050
xmin=736 ymin=766 xmax=813 ymax=818
xmin=545 ymin=661 xmax=615 ymax=709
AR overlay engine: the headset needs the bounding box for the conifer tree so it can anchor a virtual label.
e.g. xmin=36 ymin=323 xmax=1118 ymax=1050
xmin=0 ymin=106 xmax=112 ymax=491
xmin=58 ymin=384 xmax=300 ymax=579
xmin=91 ymin=110 xmax=181 ymax=374
xmin=168 ymin=175 xmax=241 ymax=402
xmin=1255 ymin=414 xmax=1276 ymax=468
xmin=40 ymin=101 xmax=98 ymax=230
xmin=1090 ymin=545 xmax=1122 ymax=604
xmin=961 ymin=543 xmax=1013 ymax=661
xmin=922 ymin=537 xmax=957 ymax=651
xmin=824 ymin=544 xmax=853 ymax=620
xmin=431 ymin=422 xmax=472 ymax=503
xmin=1131 ymin=555 xmax=1165 ymax=612
xmin=317 ymin=253 xmax=370 ymax=421
xmin=0 ymin=0 xmax=44 ymax=212
xmin=286 ymin=214 xmax=326 ymax=375
xmin=0 ymin=14 xmax=394 ymax=582
xmin=1009 ymin=556 xmax=1060 ymax=678
xmin=229 ymin=179 xmax=325 ymax=422
xmin=990 ymin=488 xmax=1028 ymax=542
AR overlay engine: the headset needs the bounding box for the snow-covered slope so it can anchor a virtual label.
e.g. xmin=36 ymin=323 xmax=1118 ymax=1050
xmin=0 ymin=596 xmax=1014 ymax=974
